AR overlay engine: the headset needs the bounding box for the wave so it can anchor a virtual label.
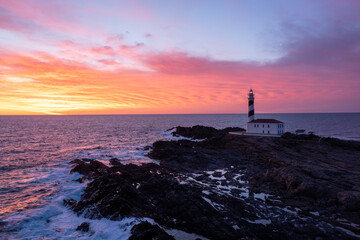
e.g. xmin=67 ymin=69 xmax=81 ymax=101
xmin=1 ymin=165 xmax=153 ymax=240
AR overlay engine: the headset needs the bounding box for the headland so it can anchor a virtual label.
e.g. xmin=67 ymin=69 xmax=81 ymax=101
xmin=66 ymin=125 xmax=360 ymax=239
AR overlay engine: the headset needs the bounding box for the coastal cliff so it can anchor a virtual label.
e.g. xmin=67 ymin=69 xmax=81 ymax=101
xmin=66 ymin=126 xmax=360 ymax=239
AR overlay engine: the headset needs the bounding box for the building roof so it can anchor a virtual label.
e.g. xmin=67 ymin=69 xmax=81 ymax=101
xmin=249 ymin=119 xmax=283 ymax=123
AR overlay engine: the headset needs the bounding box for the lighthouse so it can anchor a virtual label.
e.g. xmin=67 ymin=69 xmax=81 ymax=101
xmin=246 ymin=89 xmax=285 ymax=135
xmin=248 ymin=89 xmax=255 ymax=122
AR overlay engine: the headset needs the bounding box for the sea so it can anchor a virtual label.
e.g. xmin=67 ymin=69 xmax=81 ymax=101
xmin=0 ymin=113 xmax=359 ymax=239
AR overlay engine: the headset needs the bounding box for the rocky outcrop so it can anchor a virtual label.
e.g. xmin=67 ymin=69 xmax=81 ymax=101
xmin=337 ymin=191 xmax=360 ymax=211
xmin=172 ymin=125 xmax=245 ymax=139
xmin=66 ymin=159 xmax=244 ymax=239
xmin=76 ymin=222 xmax=90 ymax=232
xmin=129 ymin=221 xmax=175 ymax=240
xmin=66 ymin=126 xmax=360 ymax=239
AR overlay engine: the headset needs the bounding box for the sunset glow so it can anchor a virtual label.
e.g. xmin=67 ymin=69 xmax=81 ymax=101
xmin=1 ymin=0 xmax=359 ymax=114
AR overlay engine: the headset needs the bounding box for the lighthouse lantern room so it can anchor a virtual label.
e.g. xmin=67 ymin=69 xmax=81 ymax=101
xmin=246 ymin=89 xmax=284 ymax=135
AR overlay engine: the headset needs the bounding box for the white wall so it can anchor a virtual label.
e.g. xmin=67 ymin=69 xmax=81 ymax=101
xmin=247 ymin=122 xmax=284 ymax=135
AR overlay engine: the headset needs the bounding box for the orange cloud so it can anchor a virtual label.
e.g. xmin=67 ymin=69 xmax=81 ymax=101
xmin=1 ymin=14 xmax=360 ymax=116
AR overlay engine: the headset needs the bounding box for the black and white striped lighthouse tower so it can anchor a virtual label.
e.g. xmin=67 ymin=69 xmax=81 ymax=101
xmin=248 ymin=89 xmax=255 ymax=122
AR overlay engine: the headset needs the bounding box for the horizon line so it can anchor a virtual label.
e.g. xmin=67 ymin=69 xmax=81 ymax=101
xmin=0 ymin=112 xmax=359 ymax=116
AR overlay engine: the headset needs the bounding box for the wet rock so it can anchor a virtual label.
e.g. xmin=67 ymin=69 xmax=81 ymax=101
xmin=337 ymin=191 xmax=360 ymax=211
xmin=143 ymin=145 xmax=152 ymax=151
xmin=76 ymin=222 xmax=90 ymax=232
xmin=265 ymin=167 xmax=326 ymax=199
xmin=172 ymin=125 xmax=245 ymax=139
xmin=68 ymin=159 xmax=242 ymax=239
xmin=129 ymin=221 xmax=175 ymax=240
xmin=66 ymin=126 xmax=360 ymax=240
xmin=75 ymin=177 xmax=86 ymax=183
xmin=281 ymin=132 xmax=321 ymax=141
xmin=172 ymin=125 xmax=219 ymax=139
xmin=70 ymin=159 xmax=109 ymax=177
xmin=63 ymin=198 xmax=77 ymax=208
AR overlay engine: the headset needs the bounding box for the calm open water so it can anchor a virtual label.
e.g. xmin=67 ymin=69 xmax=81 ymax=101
xmin=0 ymin=113 xmax=359 ymax=239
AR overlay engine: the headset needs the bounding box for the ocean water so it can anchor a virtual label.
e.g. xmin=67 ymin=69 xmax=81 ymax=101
xmin=0 ymin=113 xmax=359 ymax=239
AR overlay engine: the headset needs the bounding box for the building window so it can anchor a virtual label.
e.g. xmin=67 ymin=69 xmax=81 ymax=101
xmin=263 ymin=124 xmax=264 ymax=128
xmin=268 ymin=124 xmax=270 ymax=128
xmin=262 ymin=130 xmax=264 ymax=133
xmin=268 ymin=130 xmax=270 ymax=134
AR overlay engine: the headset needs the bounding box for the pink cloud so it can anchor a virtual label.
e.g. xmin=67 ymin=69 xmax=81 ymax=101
xmin=133 ymin=17 xmax=359 ymax=112
xmin=0 ymin=45 xmax=359 ymax=114
xmin=0 ymin=6 xmax=40 ymax=33
xmin=106 ymin=34 xmax=125 ymax=44
xmin=91 ymin=46 xmax=116 ymax=56
xmin=120 ymin=43 xmax=145 ymax=51
xmin=0 ymin=2 xmax=359 ymax=114
xmin=98 ymin=59 xmax=118 ymax=65
xmin=144 ymin=33 xmax=152 ymax=38
xmin=0 ymin=0 xmax=103 ymax=39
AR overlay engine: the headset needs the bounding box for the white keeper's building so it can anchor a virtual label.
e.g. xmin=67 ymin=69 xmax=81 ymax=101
xmin=246 ymin=89 xmax=285 ymax=135
xmin=247 ymin=119 xmax=284 ymax=135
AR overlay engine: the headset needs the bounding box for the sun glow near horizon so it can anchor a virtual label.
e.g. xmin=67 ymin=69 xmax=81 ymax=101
xmin=1 ymin=0 xmax=359 ymax=115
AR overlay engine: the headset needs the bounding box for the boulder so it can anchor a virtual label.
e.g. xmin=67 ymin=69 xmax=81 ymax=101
xmin=129 ymin=221 xmax=175 ymax=240
xmin=76 ymin=222 xmax=90 ymax=232
xmin=337 ymin=191 xmax=360 ymax=211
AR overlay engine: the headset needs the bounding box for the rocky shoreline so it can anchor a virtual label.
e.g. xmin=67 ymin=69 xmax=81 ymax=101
xmin=66 ymin=126 xmax=360 ymax=239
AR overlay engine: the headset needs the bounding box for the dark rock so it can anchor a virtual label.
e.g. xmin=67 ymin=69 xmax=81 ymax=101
xmin=110 ymin=158 xmax=121 ymax=165
xmin=323 ymin=137 xmax=360 ymax=150
xmin=75 ymin=177 xmax=86 ymax=183
xmin=281 ymin=132 xmax=321 ymax=141
xmin=76 ymin=222 xmax=90 ymax=232
xmin=172 ymin=125 xmax=245 ymax=139
xmin=337 ymin=191 xmax=360 ymax=211
xmin=172 ymin=125 xmax=219 ymax=139
xmin=67 ymin=160 xmax=241 ymax=239
xmin=66 ymin=126 xmax=360 ymax=240
xmin=63 ymin=198 xmax=77 ymax=208
xmin=129 ymin=221 xmax=175 ymax=240
xmin=70 ymin=159 xmax=109 ymax=177
xmin=143 ymin=145 xmax=152 ymax=151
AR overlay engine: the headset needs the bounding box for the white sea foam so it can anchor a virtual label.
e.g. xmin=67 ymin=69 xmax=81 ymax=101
xmin=165 ymin=228 xmax=209 ymax=240
xmin=4 ymin=162 xmax=208 ymax=240
xmin=202 ymin=197 xmax=223 ymax=210
xmin=208 ymin=175 xmax=226 ymax=180
xmin=72 ymin=145 xmax=156 ymax=166
xmin=245 ymin=218 xmax=272 ymax=225
xmin=2 ymin=165 xmax=147 ymax=240
xmin=233 ymin=173 xmax=247 ymax=184
xmin=215 ymin=169 xmax=227 ymax=175
xmin=310 ymin=211 xmax=319 ymax=216
xmin=192 ymin=173 xmax=203 ymax=177
xmin=335 ymin=226 xmax=360 ymax=238
xmin=202 ymin=190 xmax=210 ymax=195
xmin=282 ymin=207 xmax=298 ymax=215
xmin=254 ymin=192 xmax=270 ymax=201
xmin=162 ymin=128 xmax=206 ymax=142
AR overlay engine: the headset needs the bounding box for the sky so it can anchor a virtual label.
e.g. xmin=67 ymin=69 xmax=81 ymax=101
xmin=0 ymin=0 xmax=359 ymax=115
